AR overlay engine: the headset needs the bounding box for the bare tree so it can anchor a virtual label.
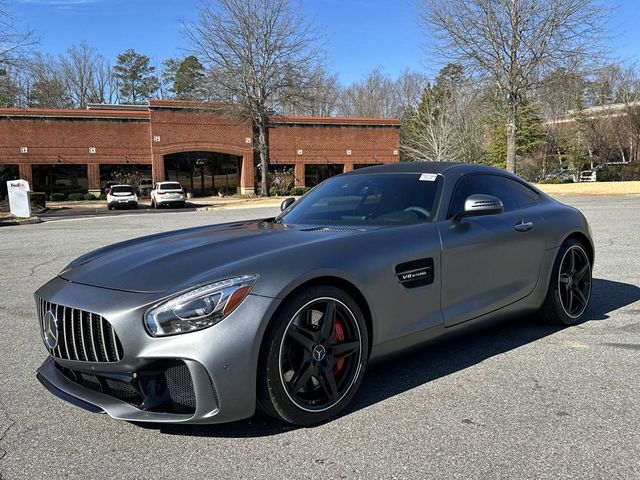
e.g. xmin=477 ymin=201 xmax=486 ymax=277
xmin=27 ymin=53 xmax=71 ymax=108
xmin=278 ymin=65 xmax=340 ymax=116
xmin=394 ymin=69 xmax=430 ymax=115
xmin=421 ymin=0 xmax=609 ymax=173
xmin=60 ymin=42 xmax=100 ymax=108
xmin=402 ymin=69 xmax=484 ymax=163
xmin=0 ymin=1 xmax=36 ymax=67
xmin=91 ymin=55 xmax=119 ymax=104
xmin=338 ymin=69 xmax=399 ymax=118
xmin=186 ymin=0 xmax=321 ymax=196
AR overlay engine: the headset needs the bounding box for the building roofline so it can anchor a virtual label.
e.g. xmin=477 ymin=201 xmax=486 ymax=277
xmin=269 ymin=115 xmax=401 ymax=126
xmin=0 ymin=107 xmax=150 ymax=120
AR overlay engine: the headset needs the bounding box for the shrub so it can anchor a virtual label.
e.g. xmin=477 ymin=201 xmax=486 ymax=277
xmin=596 ymin=166 xmax=622 ymax=182
xmin=538 ymin=178 xmax=562 ymax=184
xmin=67 ymin=192 xmax=86 ymax=201
xmin=49 ymin=193 xmax=66 ymax=201
xmin=29 ymin=192 xmax=47 ymax=208
xmin=289 ymin=186 xmax=310 ymax=196
xmin=621 ymin=162 xmax=640 ymax=181
xmin=268 ymin=167 xmax=297 ymax=196
xmin=99 ymin=194 xmax=107 ymax=200
xmin=84 ymin=193 xmax=97 ymax=201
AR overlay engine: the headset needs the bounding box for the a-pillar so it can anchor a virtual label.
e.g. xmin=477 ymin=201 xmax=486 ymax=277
xmin=294 ymin=163 xmax=305 ymax=187
xmin=18 ymin=164 xmax=32 ymax=185
xmin=88 ymin=164 xmax=101 ymax=196
xmin=239 ymin=154 xmax=255 ymax=195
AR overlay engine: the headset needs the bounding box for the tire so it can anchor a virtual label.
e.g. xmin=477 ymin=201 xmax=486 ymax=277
xmin=257 ymin=285 xmax=369 ymax=425
xmin=107 ymin=204 xmax=113 ymax=211
xmin=539 ymin=239 xmax=592 ymax=326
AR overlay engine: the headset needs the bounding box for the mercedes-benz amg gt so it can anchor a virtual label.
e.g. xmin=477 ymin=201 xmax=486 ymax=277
xmin=35 ymin=162 xmax=594 ymax=425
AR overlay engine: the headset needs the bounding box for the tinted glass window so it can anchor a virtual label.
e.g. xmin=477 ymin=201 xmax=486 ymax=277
xmin=449 ymin=174 xmax=539 ymax=216
xmin=160 ymin=183 xmax=182 ymax=190
xmin=280 ymin=173 xmax=441 ymax=225
xmin=110 ymin=186 xmax=134 ymax=194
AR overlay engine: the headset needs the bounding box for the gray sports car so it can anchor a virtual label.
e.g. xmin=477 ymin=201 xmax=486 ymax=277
xmin=35 ymin=162 xmax=594 ymax=425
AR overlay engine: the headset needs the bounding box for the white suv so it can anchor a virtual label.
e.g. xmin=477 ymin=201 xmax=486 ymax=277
xmin=151 ymin=181 xmax=186 ymax=208
xmin=107 ymin=185 xmax=138 ymax=210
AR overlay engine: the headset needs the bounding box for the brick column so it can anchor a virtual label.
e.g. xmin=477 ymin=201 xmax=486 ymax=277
xmin=343 ymin=163 xmax=354 ymax=173
xmin=152 ymin=154 xmax=165 ymax=184
xmin=294 ymin=163 xmax=305 ymax=187
xmin=240 ymin=154 xmax=255 ymax=195
xmin=19 ymin=164 xmax=32 ymax=185
xmin=87 ymin=164 xmax=101 ymax=195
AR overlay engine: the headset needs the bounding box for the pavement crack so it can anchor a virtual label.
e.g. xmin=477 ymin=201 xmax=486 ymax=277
xmin=29 ymin=256 xmax=62 ymax=277
xmin=0 ymin=398 xmax=16 ymax=480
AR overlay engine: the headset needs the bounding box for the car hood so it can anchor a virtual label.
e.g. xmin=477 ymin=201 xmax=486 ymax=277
xmin=59 ymin=220 xmax=369 ymax=295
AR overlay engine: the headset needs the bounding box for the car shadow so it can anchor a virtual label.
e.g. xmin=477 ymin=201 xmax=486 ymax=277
xmin=137 ymin=277 xmax=639 ymax=438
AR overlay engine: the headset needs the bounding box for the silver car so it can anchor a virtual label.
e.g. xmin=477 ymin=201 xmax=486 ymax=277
xmin=35 ymin=162 xmax=594 ymax=425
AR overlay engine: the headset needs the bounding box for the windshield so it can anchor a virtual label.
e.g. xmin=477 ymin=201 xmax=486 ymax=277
xmin=160 ymin=183 xmax=182 ymax=190
xmin=280 ymin=173 xmax=441 ymax=225
xmin=110 ymin=186 xmax=134 ymax=194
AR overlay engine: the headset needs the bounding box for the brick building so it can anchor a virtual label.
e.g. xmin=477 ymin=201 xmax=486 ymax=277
xmin=0 ymin=100 xmax=400 ymax=197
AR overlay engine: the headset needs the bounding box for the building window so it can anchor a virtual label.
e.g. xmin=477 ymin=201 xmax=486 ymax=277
xmin=32 ymin=164 xmax=88 ymax=195
xmin=164 ymin=151 xmax=241 ymax=196
xmin=304 ymin=164 xmax=345 ymax=187
xmin=100 ymin=164 xmax=152 ymax=194
xmin=0 ymin=164 xmax=19 ymax=200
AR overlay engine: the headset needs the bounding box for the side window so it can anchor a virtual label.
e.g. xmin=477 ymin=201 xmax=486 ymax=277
xmin=449 ymin=174 xmax=539 ymax=217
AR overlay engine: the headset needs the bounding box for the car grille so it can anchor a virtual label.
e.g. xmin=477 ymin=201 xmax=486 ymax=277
xmin=36 ymin=297 xmax=123 ymax=363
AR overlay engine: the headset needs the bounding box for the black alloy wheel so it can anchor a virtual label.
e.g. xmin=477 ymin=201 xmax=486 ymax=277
xmin=258 ymin=286 xmax=368 ymax=425
xmin=558 ymin=245 xmax=591 ymax=318
xmin=540 ymin=239 xmax=592 ymax=325
xmin=280 ymin=297 xmax=362 ymax=412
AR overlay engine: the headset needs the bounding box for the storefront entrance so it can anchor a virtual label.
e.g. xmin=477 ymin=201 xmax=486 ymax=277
xmin=164 ymin=152 xmax=241 ymax=196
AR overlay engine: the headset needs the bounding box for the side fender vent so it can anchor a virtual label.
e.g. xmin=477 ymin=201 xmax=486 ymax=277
xmin=395 ymin=258 xmax=434 ymax=288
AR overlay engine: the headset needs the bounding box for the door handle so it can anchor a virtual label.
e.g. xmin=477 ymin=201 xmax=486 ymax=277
xmin=514 ymin=221 xmax=534 ymax=232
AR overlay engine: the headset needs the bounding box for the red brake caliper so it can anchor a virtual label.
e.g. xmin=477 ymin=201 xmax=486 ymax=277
xmin=333 ymin=320 xmax=346 ymax=375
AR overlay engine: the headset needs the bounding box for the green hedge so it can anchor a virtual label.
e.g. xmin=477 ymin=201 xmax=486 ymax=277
xmin=289 ymin=186 xmax=310 ymax=196
xmin=84 ymin=193 xmax=97 ymax=201
xmin=49 ymin=193 xmax=66 ymax=201
xmin=67 ymin=193 xmax=86 ymax=201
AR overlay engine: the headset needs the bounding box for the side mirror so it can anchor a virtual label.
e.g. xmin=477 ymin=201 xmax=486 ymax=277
xmin=453 ymin=194 xmax=504 ymax=221
xmin=280 ymin=197 xmax=295 ymax=211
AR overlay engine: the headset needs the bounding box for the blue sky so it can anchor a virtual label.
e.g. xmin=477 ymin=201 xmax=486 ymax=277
xmin=6 ymin=0 xmax=640 ymax=85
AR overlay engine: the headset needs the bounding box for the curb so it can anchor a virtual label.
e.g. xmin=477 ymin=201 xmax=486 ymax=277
xmin=0 ymin=216 xmax=43 ymax=227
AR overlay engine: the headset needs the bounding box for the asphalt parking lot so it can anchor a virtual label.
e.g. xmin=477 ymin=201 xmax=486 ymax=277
xmin=1 ymin=197 xmax=639 ymax=480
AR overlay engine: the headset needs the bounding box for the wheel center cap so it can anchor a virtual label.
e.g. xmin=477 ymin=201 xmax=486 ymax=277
xmin=312 ymin=344 xmax=326 ymax=362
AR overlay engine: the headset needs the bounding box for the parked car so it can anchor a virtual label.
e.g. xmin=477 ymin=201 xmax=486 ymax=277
xmin=35 ymin=162 xmax=593 ymax=426
xmin=150 ymin=181 xmax=186 ymax=208
xmin=106 ymin=185 xmax=138 ymax=210
xmin=579 ymin=170 xmax=597 ymax=182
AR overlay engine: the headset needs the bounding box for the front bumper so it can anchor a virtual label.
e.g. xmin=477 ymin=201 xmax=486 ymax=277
xmin=35 ymin=276 xmax=278 ymax=424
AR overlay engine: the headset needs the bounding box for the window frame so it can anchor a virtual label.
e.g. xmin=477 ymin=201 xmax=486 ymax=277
xmin=447 ymin=173 xmax=540 ymax=218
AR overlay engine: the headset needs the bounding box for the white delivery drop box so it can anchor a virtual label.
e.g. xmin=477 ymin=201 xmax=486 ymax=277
xmin=7 ymin=179 xmax=31 ymax=218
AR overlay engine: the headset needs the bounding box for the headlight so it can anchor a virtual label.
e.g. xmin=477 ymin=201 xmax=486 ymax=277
xmin=144 ymin=275 xmax=258 ymax=337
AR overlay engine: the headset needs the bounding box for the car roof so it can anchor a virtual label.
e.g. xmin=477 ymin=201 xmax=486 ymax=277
xmin=344 ymin=161 xmax=507 ymax=176
xmin=110 ymin=184 xmax=133 ymax=188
